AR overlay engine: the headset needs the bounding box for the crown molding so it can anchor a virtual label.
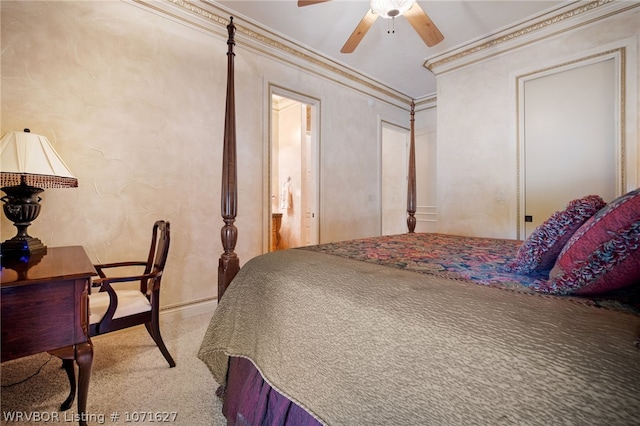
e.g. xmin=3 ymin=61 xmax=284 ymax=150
xmin=126 ymin=0 xmax=413 ymax=109
xmin=423 ymin=0 xmax=639 ymax=76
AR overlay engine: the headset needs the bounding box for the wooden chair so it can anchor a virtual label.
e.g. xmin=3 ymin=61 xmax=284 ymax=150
xmin=61 ymin=221 xmax=175 ymax=409
xmin=89 ymin=219 xmax=175 ymax=365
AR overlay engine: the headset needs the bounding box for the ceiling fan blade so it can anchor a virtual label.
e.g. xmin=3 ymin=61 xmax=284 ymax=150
xmin=341 ymin=9 xmax=378 ymax=54
xmin=297 ymin=0 xmax=330 ymax=6
xmin=404 ymin=2 xmax=444 ymax=47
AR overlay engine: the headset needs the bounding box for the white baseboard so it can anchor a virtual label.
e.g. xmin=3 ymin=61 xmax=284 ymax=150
xmin=160 ymin=297 xmax=218 ymax=322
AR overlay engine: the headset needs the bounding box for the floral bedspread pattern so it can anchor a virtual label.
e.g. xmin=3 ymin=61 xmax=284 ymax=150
xmin=300 ymin=233 xmax=640 ymax=314
xmin=300 ymin=233 xmax=547 ymax=291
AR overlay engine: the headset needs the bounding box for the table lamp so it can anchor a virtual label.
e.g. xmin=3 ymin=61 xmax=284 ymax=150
xmin=0 ymin=129 xmax=77 ymax=257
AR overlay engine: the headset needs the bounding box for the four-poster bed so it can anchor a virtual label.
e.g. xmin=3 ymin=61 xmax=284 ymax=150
xmin=200 ymin=17 xmax=640 ymax=425
xmin=217 ymin=16 xmax=240 ymax=302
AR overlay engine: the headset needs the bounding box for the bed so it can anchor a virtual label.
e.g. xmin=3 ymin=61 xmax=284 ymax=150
xmin=198 ymin=18 xmax=640 ymax=425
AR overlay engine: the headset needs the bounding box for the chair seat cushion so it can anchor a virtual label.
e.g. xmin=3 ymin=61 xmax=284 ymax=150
xmin=90 ymin=289 xmax=152 ymax=325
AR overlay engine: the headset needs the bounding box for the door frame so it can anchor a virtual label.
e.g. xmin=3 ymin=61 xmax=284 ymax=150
xmin=515 ymin=48 xmax=625 ymax=240
xmin=265 ymin=84 xmax=321 ymax=252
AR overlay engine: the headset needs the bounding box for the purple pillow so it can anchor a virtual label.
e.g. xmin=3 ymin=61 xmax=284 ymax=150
xmin=505 ymin=195 xmax=606 ymax=274
xmin=532 ymin=188 xmax=640 ymax=295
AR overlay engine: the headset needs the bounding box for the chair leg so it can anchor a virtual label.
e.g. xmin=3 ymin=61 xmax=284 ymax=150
xmin=145 ymin=320 xmax=176 ymax=368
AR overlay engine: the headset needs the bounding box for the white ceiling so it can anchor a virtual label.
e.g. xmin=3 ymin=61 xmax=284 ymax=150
xmin=212 ymin=0 xmax=570 ymax=99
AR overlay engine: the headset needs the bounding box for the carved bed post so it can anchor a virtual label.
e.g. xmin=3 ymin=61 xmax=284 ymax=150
xmin=218 ymin=17 xmax=240 ymax=300
xmin=407 ymin=101 xmax=417 ymax=233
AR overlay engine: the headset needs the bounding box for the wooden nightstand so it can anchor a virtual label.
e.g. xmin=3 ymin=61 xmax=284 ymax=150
xmin=1 ymin=246 xmax=97 ymax=425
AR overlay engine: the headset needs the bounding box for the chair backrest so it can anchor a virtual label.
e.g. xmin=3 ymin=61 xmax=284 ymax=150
xmin=143 ymin=220 xmax=170 ymax=294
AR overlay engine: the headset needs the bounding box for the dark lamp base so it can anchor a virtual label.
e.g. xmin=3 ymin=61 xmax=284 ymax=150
xmin=1 ymin=237 xmax=47 ymax=258
xmin=1 ymin=181 xmax=47 ymax=259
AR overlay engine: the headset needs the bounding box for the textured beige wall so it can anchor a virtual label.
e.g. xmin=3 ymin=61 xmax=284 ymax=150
xmin=1 ymin=1 xmax=411 ymax=307
xmin=435 ymin=8 xmax=639 ymax=240
xmin=1 ymin=1 xmax=224 ymax=308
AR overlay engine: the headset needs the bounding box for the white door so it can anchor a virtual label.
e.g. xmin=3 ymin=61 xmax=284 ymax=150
xmin=301 ymin=106 xmax=318 ymax=246
xmin=381 ymin=122 xmax=409 ymax=235
xmin=523 ymin=58 xmax=617 ymax=238
xmin=414 ymin=127 xmax=437 ymax=233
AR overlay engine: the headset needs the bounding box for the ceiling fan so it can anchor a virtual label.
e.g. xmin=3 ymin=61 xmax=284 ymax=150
xmin=298 ymin=0 xmax=444 ymax=53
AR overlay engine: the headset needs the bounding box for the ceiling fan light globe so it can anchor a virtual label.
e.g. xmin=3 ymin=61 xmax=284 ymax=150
xmin=370 ymin=0 xmax=415 ymax=18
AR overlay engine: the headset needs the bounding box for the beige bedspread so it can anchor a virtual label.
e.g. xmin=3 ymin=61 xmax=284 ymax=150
xmin=198 ymin=249 xmax=640 ymax=425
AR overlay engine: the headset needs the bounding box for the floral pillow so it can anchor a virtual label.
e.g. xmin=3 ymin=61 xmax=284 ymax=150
xmin=505 ymin=195 xmax=606 ymax=274
xmin=532 ymin=187 xmax=640 ymax=295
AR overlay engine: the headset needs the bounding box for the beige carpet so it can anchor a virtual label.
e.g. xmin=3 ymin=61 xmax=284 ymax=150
xmin=1 ymin=312 xmax=225 ymax=425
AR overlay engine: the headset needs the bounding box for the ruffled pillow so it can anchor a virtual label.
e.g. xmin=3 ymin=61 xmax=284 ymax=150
xmin=532 ymin=188 xmax=640 ymax=295
xmin=505 ymin=195 xmax=606 ymax=274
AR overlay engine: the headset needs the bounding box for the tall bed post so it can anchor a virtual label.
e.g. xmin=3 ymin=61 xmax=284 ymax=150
xmin=407 ymin=100 xmax=417 ymax=233
xmin=218 ymin=17 xmax=240 ymax=300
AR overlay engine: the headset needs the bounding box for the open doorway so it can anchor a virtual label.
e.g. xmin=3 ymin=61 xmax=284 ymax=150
xmin=270 ymin=89 xmax=319 ymax=251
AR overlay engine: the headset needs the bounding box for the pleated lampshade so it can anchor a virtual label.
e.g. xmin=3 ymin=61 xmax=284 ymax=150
xmin=0 ymin=129 xmax=77 ymax=188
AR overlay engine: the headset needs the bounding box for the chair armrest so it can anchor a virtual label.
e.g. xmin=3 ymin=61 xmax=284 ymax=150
xmin=92 ymin=279 xmax=119 ymax=332
xmin=94 ymin=261 xmax=147 ymax=276
xmin=93 ymin=270 xmax=162 ymax=293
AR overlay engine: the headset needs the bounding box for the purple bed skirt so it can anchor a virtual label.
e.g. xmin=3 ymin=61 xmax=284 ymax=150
xmin=223 ymin=357 xmax=322 ymax=426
